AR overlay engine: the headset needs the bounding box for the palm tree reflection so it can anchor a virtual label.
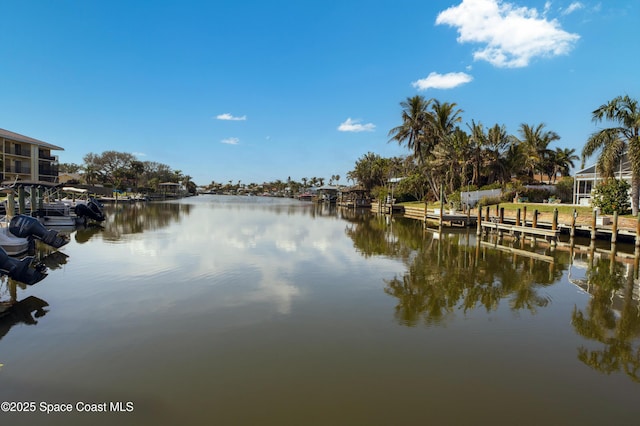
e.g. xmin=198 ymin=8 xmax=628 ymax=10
xmin=346 ymin=215 xmax=564 ymax=327
xmin=571 ymin=257 xmax=640 ymax=382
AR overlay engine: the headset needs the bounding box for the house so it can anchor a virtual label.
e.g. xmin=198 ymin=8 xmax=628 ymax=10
xmin=58 ymin=172 xmax=83 ymax=184
xmin=0 ymin=128 xmax=63 ymax=183
xmin=573 ymin=155 xmax=632 ymax=205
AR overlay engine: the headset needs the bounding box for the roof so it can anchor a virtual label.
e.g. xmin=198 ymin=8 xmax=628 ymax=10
xmin=575 ymin=154 xmax=632 ymax=179
xmin=0 ymin=128 xmax=64 ymax=151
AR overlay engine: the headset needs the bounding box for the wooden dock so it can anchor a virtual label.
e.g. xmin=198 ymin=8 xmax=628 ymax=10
xmin=375 ymin=201 xmax=640 ymax=251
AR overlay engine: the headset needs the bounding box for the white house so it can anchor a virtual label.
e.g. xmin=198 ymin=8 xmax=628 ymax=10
xmin=573 ymin=155 xmax=632 ymax=205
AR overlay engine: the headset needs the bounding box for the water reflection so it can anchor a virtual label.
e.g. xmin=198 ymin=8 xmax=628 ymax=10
xmin=344 ymin=213 xmax=640 ymax=382
xmin=0 ymin=277 xmax=49 ymax=342
xmin=571 ymin=257 xmax=640 ymax=382
xmin=101 ymin=201 xmax=191 ymax=241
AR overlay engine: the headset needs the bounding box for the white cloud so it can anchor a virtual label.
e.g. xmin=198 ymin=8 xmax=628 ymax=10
xmin=221 ymin=137 xmax=240 ymax=145
xmin=216 ymin=113 xmax=247 ymax=121
xmin=133 ymin=152 xmax=146 ymax=157
xmin=436 ymin=0 xmax=580 ymax=68
xmin=412 ymin=72 xmax=473 ymax=90
xmin=561 ymin=2 xmax=584 ymax=15
xmin=337 ymin=118 xmax=375 ymax=132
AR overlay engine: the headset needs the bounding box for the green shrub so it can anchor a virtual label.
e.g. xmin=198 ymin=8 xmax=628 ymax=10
xmin=554 ymin=177 xmax=574 ymax=203
xmin=592 ymin=179 xmax=630 ymax=214
xmin=478 ymin=196 xmax=502 ymax=207
xmin=447 ymin=191 xmax=462 ymax=210
xmin=501 ymin=190 xmax=517 ymax=203
xmin=522 ymin=188 xmax=552 ymax=203
xmin=479 ymin=182 xmax=502 ymax=191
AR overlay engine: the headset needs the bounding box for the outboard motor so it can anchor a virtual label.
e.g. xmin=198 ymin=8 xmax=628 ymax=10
xmin=74 ymin=198 xmax=105 ymax=222
xmin=0 ymin=247 xmax=47 ymax=286
xmin=9 ymin=214 xmax=70 ymax=249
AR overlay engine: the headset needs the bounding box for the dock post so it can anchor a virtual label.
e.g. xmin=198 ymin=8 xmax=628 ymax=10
xmin=523 ymin=206 xmax=527 ymax=226
xmin=30 ymin=186 xmax=37 ymax=215
xmin=485 ymin=206 xmax=490 ymax=222
xmin=570 ymin=209 xmax=577 ymax=239
xmin=611 ymin=211 xmax=618 ymax=245
xmin=495 ymin=204 xmax=499 ymax=217
xmin=499 ymin=207 xmax=504 ymax=224
xmin=550 ymin=208 xmax=558 ymax=248
xmin=423 ymin=204 xmax=428 ymax=228
xmin=438 ymin=185 xmax=444 ymax=232
xmin=476 ymin=208 xmax=482 ymax=236
xmin=7 ymin=192 xmax=15 ymax=219
xmin=37 ymin=187 xmax=44 ymax=211
xmin=532 ymin=209 xmax=538 ymax=228
xmin=591 ymin=209 xmax=597 ymax=241
xmin=18 ymin=186 xmax=25 ymax=214
xmin=516 ymin=208 xmax=521 ymax=226
xmin=636 ymin=213 xmax=640 ymax=248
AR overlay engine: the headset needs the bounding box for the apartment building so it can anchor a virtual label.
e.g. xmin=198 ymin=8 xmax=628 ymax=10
xmin=0 ymin=128 xmax=63 ymax=183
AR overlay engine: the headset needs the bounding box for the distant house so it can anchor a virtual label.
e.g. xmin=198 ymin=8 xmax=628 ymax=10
xmin=0 ymin=128 xmax=63 ymax=183
xmin=58 ymin=172 xmax=83 ymax=184
xmin=573 ymin=155 xmax=632 ymax=205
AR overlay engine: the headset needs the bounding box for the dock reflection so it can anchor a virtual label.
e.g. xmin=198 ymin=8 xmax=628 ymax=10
xmin=345 ymin=214 xmax=640 ymax=381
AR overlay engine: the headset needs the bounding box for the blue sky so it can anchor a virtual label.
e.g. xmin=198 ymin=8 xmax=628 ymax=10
xmin=1 ymin=0 xmax=638 ymax=185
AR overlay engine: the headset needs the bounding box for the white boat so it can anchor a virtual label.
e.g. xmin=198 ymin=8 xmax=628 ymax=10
xmin=0 ymin=226 xmax=30 ymax=256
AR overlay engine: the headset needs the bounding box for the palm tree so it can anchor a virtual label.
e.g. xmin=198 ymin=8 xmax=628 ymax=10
xmin=425 ymin=100 xmax=464 ymax=198
xmin=430 ymin=99 xmax=463 ymax=145
xmin=516 ymin=123 xmax=560 ymax=182
xmin=388 ymin=95 xmax=432 ymax=163
xmin=582 ymin=95 xmax=640 ymax=215
xmin=483 ymin=124 xmax=513 ymax=184
xmin=552 ymin=147 xmax=579 ymax=181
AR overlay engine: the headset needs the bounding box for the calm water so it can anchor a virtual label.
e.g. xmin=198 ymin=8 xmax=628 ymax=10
xmin=0 ymin=195 xmax=638 ymax=425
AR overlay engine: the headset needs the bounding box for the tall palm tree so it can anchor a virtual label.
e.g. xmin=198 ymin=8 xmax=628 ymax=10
xmin=552 ymin=147 xmax=579 ymax=181
xmin=483 ymin=124 xmax=513 ymax=184
xmin=516 ymin=123 xmax=560 ymax=182
xmin=388 ymin=95 xmax=432 ymax=163
xmin=430 ymin=99 xmax=463 ymax=145
xmin=582 ymin=95 xmax=640 ymax=214
xmin=467 ymin=120 xmax=486 ymax=186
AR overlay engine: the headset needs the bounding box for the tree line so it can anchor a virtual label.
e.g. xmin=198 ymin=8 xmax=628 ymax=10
xmin=347 ymin=94 xmax=639 ymax=213
xmin=60 ymin=151 xmax=197 ymax=194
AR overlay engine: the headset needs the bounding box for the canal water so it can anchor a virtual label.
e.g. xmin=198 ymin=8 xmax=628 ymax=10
xmin=0 ymin=195 xmax=638 ymax=425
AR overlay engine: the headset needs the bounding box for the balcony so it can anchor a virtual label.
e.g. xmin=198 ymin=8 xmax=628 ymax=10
xmin=5 ymin=166 xmax=31 ymax=174
xmin=39 ymin=165 xmax=59 ymax=176
xmin=4 ymin=147 xmax=31 ymax=158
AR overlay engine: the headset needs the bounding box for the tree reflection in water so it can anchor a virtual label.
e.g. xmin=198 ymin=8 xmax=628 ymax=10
xmin=345 ymin=215 xmax=565 ymax=327
xmin=345 ymin=213 xmax=640 ymax=381
xmin=571 ymin=255 xmax=640 ymax=382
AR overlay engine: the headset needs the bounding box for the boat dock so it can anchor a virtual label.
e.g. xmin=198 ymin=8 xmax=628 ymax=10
xmin=373 ymin=202 xmax=640 ymax=248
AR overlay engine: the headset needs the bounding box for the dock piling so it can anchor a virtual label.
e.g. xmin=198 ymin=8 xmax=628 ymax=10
xmin=18 ymin=186 xmax=25 ymax=214
xmin=7 ymin=192 xmax=15 ymax=219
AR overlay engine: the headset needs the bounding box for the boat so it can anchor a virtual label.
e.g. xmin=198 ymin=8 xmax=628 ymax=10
xmin=9 ymin=214 xmax=70 ymax=249
xmin=1 ymin=183 xmax=105 ymax=226
xmin=0 ymin=245 xmax=47 ymax=285
xmin=0 ymin=226 xmax=30 ymax=256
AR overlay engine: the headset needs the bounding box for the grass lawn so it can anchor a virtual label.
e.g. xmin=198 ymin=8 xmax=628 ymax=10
xmin=397 ymin=201 xmax=617 ymax=216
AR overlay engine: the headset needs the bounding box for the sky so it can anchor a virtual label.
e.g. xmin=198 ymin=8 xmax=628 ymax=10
xmin=1 ymin=0 xmax=638 ymax=186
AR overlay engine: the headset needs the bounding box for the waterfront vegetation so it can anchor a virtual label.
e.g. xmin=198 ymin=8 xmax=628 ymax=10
xmin=58 ymin=95 xmax=638 ymax=214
